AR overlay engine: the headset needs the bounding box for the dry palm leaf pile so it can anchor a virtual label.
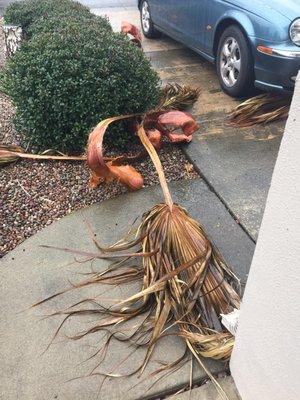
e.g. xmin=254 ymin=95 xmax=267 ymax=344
xmin=227 ymin=92 xmax=292 ymax=127
xmin=35 ymin=86 xmax=241 ymax=400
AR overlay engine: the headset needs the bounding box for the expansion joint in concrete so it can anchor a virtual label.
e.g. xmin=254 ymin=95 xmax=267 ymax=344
xmin=182 ymin=148 xmax=256 ymax=245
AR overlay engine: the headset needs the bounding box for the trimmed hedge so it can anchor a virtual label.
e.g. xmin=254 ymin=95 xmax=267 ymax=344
xmin=2 ymin=19 xmax=160 ymax=152
xmin=3 ymin=0 xmax=99 ymax=34
xmin=27 ymin=13 xmax=111 ymax=38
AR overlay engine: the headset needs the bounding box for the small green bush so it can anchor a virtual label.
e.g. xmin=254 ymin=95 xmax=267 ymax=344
xmin=3 ymin=0 xmax=96 ymax=34
xmin=27 ymin=12 xmax=112 ymax=38
xmin=2 ymin=22 xmax=160 ymax=153
xmin=27 ymin=13 xmax=111 ymax=38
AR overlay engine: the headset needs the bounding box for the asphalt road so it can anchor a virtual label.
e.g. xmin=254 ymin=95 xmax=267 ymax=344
xmin=0 ymin=0 xmax=137 ymax=14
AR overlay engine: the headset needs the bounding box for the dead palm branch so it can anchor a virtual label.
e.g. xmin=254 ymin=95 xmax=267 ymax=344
xmin=34 ymin=112 xmax=241 ymax=399
xmin=159 ymin=83 xmax=200 ymax=111
xmin=0 ymin=144 xmax=87 ymax=166
xmin=227 ymin=92 xmax=292 ymax=127
xmin=0 ymin=143 xmax=147 ymax=168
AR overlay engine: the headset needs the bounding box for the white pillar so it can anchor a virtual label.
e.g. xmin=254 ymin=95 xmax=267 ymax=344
xmin=230 ymin=73 xmax=300 ymax=400
xmin=2 ymin=25 xmax=23 ymax=57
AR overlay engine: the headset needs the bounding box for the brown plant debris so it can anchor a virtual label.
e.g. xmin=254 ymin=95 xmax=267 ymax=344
xmin=35 ymin=124 xmax=241 ymax=400
xmin=0 ymin=144 xmax=87 ymax=165
xmin=227 ymin=93 xmax=292 ymax=127
xmin=159 ymin=83 xmax=200 ymax=111
xmin=121 ymin=21 xmax=142 ymax=48
xmin=87 ymin=85 xmax=198 ymax=190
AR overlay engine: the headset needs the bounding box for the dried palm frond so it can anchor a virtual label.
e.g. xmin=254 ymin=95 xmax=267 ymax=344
xmin=0 ymin=144 xmax=23 ymax=165
xmin=121 ymin=21 xmax=142 ymax=48
xmin=159 ymin=83 xmax=200 ymax=111
xmin=0 ymin=144 xmax=87 ymax=166
xmin=87 ymin=115 xmax=144 ymax=189
xmin=35 ymin=122 xmax=240 ymax=399
xmin=144 ymin=109 xmax=199 ymax=144
xmin=87 ymin=111 xmax=199 ymax=188
xmin=0 ymin=143 xmax=145 ymax=168
xmin=227 ymin=93 xmax=292 ymax=127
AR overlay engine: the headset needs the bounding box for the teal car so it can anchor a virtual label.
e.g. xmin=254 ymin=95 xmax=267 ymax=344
xmin=138 ymin=0 xmax=300 ymax=97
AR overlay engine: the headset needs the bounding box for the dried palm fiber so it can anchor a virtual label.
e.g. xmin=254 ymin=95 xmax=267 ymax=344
xmin=0 ymin=144 xmax=87 ymax=165
xmin=227 ymin=92 xmax=292 ymax=127
xmin=34 ymin=120 xmax=241 ymax=400
xmin=0 ymin=144 xmax=23 ymax=165
xmin=0 ymin=143 xmax=145 ymax=167
xmin=159 ymin=83 xmax=200 ymax=111
xmin=86 ymin=100 xmax=200 ymax=189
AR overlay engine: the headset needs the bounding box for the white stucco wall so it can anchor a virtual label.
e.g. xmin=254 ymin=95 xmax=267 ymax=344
xmin=230 ymin=73 xmax=300 ymax=400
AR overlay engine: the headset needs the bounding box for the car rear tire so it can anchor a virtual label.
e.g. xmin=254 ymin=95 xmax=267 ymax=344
xmin=216 ymin=25 xmax=254 ymax=98
xmin=140 ymin=0 xmax=160 ymax=39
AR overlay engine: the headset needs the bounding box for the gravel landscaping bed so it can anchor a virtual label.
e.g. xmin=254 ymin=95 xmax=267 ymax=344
xmin=0 ymin=20 xmax=198 ymax=257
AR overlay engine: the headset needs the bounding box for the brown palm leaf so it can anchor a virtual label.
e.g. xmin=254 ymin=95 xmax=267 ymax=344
xmin=159 ymin=83 xmax=200 ymax=111
xmin=227 ymin=93 xmax=292 ymax=127
xmin=35 ymin=122 xmax=240 ymax=399
xmin=0 ymin=144 xmax=23 ymax=165
xmin=0 ymin=143 xmax=145 ymax=168
xmin=0 ymin=144 xmax=87 ymax=165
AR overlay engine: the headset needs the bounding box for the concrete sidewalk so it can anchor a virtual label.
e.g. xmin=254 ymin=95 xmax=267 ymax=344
xmin=184 ymin=118 xmax=284 ymax=241
xmin=0 ymin=180 xmax=253 ymax=400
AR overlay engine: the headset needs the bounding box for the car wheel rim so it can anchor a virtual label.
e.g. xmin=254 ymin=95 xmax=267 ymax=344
xmin=141 ymin=1 xmax=150 ymax=33
xmin=220 ymin=37 xmax=241 ymax=87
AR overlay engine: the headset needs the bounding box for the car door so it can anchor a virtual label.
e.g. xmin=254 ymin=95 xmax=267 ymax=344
xmin=162 ymin=0 xmax=209 ymax=52
xmin=147 ymin=0 xmax=174 ymax=31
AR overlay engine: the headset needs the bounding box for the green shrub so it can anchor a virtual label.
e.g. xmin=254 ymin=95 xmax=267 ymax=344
xmin=2 ymin=23 xmax=160 ymax=153
xmin=27 ymin=13 xmax=111 ymax=38
xmin=3 ymin=0 xmax=105 ymax=34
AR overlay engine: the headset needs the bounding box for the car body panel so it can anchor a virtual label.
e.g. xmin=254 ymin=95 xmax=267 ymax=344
xmin=139 ymin=0 xmax=300 ymax=92
xmin=223 ymin=0 xmax=299 ymax=22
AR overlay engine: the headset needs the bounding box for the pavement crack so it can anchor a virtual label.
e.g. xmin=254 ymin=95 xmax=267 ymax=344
xmin=182 ymin=149 xmax=256 ymax=245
